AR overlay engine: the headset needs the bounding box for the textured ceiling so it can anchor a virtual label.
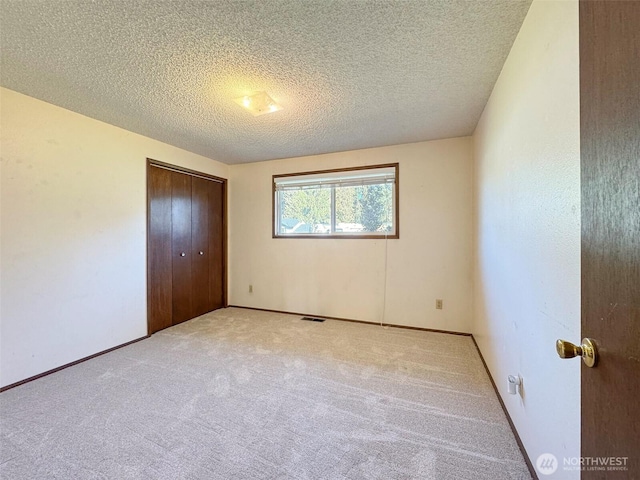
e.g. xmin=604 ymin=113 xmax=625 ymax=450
xmin=0 ymin=0 xmax=531 ymax=164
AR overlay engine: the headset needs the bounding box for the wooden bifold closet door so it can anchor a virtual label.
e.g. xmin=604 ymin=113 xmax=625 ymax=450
xmin=147 ymin=160 xmax=226 ymax=334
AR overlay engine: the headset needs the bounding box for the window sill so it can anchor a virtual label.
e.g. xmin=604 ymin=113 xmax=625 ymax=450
xmin=273 ymin=234 xmax=399 ymax=240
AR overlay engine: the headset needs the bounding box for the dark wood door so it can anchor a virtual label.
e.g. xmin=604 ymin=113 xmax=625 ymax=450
xmin=171 ymin=171 xmax=193 ymax=325
xmin=147 ymin=160 xmax=227 ymax=334
xmin=208 ymin=180 xmax=225 ymax=310
xmin=191 ymin=176 xmax=212 ymax=317
xmin=147 ymin=165 xmax=173 ymax=333
xmin=580 ymin=1 xmax=640 ymax=478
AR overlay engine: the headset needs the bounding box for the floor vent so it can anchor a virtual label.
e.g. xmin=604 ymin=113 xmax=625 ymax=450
xmin=301 ymin=317 xmax=326 ymax=322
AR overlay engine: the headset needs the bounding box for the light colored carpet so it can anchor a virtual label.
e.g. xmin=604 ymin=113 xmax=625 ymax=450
xmin=0 ymin=308 xmax=531 ymax=479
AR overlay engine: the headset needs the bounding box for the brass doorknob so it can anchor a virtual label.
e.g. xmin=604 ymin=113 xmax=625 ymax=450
xmin=556 ymin=338 xmax=598 ymax=368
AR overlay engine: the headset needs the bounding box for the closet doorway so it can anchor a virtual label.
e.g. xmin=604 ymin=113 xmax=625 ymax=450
xmin=147 ymin=159 xmax=227 ymax=334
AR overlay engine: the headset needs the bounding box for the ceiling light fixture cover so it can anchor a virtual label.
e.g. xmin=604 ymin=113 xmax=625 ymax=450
xmin=234 ymin=91 xmax=282 ymax=116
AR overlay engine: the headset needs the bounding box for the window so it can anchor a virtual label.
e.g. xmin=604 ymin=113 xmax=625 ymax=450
xmin=273 ymin=163 xmax=399 ymax=238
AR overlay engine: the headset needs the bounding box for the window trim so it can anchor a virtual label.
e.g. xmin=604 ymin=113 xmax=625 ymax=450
xmin=272 ymin=163 xmax=399 ymax=239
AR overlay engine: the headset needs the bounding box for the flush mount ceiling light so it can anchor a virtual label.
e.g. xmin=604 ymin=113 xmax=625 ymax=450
xmin=234 ymin=91 xmax=282 ymax=116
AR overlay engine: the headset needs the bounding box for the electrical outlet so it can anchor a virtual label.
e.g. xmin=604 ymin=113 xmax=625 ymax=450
xmin=436 ymin=299 xmax=443 ymax=309
xmin=249 ymin=285 xmax=253 ymax=293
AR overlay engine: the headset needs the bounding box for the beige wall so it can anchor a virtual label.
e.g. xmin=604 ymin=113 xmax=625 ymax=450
xmin=0 ymin=88 xmax=229 ymax=387
xmin=229 ymin=138 xmax=474 ymax=332
xmin=472 ymin=0 xmax=580 ymax=474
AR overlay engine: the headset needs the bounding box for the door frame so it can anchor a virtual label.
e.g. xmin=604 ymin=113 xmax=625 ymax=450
xmin=146 ymin=158 xmax=228 ymax=335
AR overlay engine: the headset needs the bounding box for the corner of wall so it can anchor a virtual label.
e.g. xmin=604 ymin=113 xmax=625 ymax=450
xmin=470 ymin=0 xmax=580 ymax=477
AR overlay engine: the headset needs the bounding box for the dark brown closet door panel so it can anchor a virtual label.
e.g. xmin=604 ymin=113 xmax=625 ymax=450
xmin=147 ymin=166 xmax=173 ymax=334
xmin=171 ymin=171 xmax=193 ymax=325
xmin=191 ymin=177 xmax=212 ymax=318
xmin=209 ymin=180 xmax=225 ymax=309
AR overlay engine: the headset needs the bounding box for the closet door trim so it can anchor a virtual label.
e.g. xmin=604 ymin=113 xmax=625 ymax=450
xmin=148 ymin=159 xmax=226 ymax=184
xmin=146 ymin=158 xmax=228 ymax=335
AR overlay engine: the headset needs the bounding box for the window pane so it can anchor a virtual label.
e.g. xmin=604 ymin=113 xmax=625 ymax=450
xmin=335 ymin=184 xmax=394 ymax=234
xmin=274 ymin=163 xmax=398 ymax=238
xmin=278 ymin=188 xmax=331 ymax=234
